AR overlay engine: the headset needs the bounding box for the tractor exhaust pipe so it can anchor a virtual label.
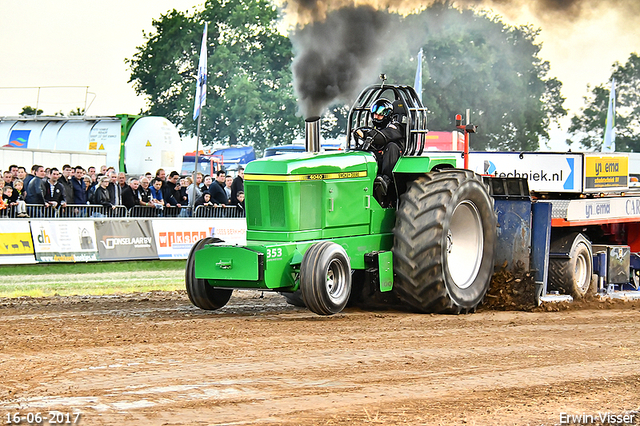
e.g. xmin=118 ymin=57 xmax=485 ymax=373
xmin=305 ymin=116 xmax=321 ymax=153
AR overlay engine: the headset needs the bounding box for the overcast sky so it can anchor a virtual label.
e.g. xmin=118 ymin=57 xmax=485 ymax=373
xmin=0 ymin=0 xmax=637 ymax=150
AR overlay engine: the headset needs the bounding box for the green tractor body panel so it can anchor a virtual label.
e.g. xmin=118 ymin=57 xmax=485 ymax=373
xmin=195 ymin=234 xmax=394 ymax=290
xmin=194 ymin=149 xmax=459 ymax=292
xmin=377 ymin=250 xmax=394 ymax=292
xmin=193 ymin=144 xmax=459 ymax=293
xmin=394 ymin=155 xmax=461 ymax=173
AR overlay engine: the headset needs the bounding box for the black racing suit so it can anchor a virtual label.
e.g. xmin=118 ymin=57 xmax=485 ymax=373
xmin=362 ymin=121 xmax=404 ymax=183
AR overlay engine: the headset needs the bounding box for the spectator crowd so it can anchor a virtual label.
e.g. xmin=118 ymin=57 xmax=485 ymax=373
xmin=0 ymin=163 xmax=245 ymax=218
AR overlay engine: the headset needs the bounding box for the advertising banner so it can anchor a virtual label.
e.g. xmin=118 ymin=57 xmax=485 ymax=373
xmin=94 ymin=220 xmax=158 ymax=261
xmin=153 ymin=218 xmax=247 ymax=259
xmin=565 ymin=196 xmax=640 ymax=222
xmin=0 ymin=220 xmax=35 ymax=264
xmin=583 ymin=154 xmax=628 ymax=191
xmin=31 ymin=220 xmax=98 ymax=262
xmin=468 ymin=152 xmax=583 ymax=193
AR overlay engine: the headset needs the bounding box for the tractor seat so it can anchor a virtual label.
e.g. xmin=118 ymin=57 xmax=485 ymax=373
xmin=392 ymin=99 xmax=408 ymax=125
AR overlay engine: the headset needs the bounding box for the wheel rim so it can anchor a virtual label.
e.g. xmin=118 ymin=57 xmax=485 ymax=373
xmin=325 ymin=258 xmax=348 ymax=302
xmin=575 ymin=249 xmax=590 ymax=291
xmin=447 ymin=201 xmax=483 ymax=289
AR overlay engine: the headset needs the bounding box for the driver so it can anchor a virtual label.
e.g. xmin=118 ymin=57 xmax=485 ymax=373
xmin=354 ymin=98 xmax=404 ymax=196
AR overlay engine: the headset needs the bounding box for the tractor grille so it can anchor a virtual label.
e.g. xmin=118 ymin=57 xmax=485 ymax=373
xmin=300 ymin=181 xmax=321 ymax=230
xmin=268 ymin=185 xmax=286 ymax=227
xmin=246 ymin=184 xmax=262 ymax=227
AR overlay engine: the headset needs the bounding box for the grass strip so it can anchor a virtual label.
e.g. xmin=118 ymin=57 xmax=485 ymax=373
xmin=0 ymin=260 xmax=187 ymax=298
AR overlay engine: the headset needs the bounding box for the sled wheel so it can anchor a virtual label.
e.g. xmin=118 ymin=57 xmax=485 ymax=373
xmin=548 ymin=233 xmax=593 ymax=300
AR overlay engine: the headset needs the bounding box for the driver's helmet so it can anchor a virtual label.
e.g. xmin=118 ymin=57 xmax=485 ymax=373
xmin=370 ymin=98 xmax=393 ymax=129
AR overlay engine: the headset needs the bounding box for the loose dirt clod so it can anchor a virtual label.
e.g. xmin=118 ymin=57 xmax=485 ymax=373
xmin=481 ymin=262 xmax=538 ymax=311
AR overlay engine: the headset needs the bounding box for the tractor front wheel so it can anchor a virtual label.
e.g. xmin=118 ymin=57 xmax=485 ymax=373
xmin=185 ymin=237 xmax=233 ymax=310
xmin=300 ymin=241 xmax=352 ymax=315
xmin=393 ymin=170 xmax=497 ymax=313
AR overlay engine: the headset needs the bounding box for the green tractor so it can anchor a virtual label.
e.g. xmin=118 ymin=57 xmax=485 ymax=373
xmin=186 ymin=84 xmax=497 ymax=315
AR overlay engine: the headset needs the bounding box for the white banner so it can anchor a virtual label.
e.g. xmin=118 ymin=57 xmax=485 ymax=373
xmin=152 ymin=218 xmax=247 ymax=259
xmin=566 ymin=196 xmax=640 ymax=222
xmin=468 ymin=152 xmax=583 ymax=193
xmin=31 ymin=220 xmax=98 ymax=262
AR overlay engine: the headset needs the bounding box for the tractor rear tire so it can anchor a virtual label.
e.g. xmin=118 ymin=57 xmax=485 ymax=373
xmin=300 ymin=241 xmax=352 ymax=315
xmin=548 ymin=233 xmax=593 ymax=300
xmin=393 ymin=170 xmax=497 ymax=314
xmin=185 ymin=237 xmax=233 ymax=310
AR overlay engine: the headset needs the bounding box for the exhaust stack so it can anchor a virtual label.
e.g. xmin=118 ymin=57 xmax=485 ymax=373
xmin=305 ymin=116 xmax=321 ymax=153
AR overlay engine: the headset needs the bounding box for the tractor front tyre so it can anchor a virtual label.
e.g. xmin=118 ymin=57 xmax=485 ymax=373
xmin=185 ymin=237 xmax=233 ymax=310
xmin=548 ymin=233 xmax=593 ymax=300
xmin=300 ymin=241 xmax=352 ymax=315
xmin=393 ymin=170 xmax=497 ymax=314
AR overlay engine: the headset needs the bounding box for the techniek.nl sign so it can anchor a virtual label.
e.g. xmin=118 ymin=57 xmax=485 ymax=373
xmin=467 ymin=152 xmax=582 ymax=193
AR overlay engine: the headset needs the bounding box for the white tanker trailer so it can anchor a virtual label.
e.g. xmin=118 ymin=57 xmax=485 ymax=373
xmin=0 ymin=114 xmax=183 ymax=175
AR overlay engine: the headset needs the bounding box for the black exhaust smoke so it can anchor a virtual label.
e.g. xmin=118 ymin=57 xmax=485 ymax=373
xmin=291 ymin=6 xmax=393 ymax=118
xmin=287 ymin=0 xmax=640 ymax=121
xmin=286 ymin=0 xmax=640 ymax=26
xmin=305 ymin=116 xmax=321 ymax=152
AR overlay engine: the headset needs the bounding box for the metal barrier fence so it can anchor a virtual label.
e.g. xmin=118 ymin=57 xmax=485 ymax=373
xmin=127 ymin=205 xmax=191 ymax=218
xmin=194 ymin=205 xmax=245 ymax=218
xmin=0 ymin=204 xmax=245 ymax=219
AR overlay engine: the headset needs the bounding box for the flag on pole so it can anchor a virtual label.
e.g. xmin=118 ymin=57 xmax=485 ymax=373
xmin=414 ymin=48 xmax=423 ymax=103
xmin=193 ymin=23 xmax=208 ymax=121
xmin=602 ymin=78 xmax=616 ymax=152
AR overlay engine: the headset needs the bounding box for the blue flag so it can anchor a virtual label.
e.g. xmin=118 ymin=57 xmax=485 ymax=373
xmin=193 ymin=23 xmax=208 ymax=121
xmin=602 ymin=78 xmax=616 ymax=152
xmin=414 ymin=48 xmax=423 ymax=103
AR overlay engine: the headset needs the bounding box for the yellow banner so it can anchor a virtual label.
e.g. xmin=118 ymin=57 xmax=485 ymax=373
xmin=585 ymin=155 xmax=628 ymax=178
xmin=0 ymin=233 xmax=34 ymax=255
xmin=584 ymin=155 xmax=628 ymax=189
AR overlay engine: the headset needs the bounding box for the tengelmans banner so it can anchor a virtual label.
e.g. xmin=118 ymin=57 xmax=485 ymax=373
xmin=94 ymin=220 xmax=158 ymax=261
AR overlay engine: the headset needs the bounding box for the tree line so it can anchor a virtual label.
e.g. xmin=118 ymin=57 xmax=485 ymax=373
xmin=125 ymin=0 xmax=638 ymax=153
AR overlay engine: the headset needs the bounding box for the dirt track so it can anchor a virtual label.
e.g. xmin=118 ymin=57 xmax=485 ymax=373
xmin=1 ymin=291 xmax=640 ymax=426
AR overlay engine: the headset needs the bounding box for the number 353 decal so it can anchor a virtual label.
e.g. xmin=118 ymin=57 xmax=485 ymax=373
xmin=266 ymin=247 xmax=283 ymax=259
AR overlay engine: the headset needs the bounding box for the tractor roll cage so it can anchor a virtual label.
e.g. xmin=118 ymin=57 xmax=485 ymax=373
xmin=346 ymin=84 xmax=430 ymax=156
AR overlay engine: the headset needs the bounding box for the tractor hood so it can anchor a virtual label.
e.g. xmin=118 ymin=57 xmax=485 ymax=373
xmin=245 ymin=151 xmax=376 ymax=178
xmin=242 ymin=151 xmax=381 ymax=242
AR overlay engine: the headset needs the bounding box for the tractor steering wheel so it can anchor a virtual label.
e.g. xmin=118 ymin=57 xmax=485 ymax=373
xmin=352 ymin=127 xmax=385 ymax=151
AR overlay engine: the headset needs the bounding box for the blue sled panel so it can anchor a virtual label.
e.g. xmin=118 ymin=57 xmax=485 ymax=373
xmin=531 ymin=202 xmax=552 ymax=298
xmin=494 ymin=199 xmax=532 ymax=272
